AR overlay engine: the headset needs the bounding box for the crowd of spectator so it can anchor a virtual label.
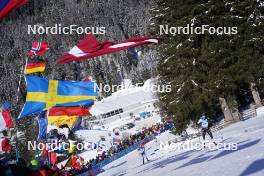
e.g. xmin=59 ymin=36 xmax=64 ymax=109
xmin=0 ymin=120 xmax=173 ymax=176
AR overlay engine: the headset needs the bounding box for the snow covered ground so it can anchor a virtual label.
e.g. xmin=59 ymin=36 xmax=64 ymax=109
xmin=97 ymin=115 xmax=264 ymax=176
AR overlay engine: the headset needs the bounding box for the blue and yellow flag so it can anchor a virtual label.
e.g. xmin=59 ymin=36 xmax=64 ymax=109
xmin=19 ymin=76 xmax=98 ymax=118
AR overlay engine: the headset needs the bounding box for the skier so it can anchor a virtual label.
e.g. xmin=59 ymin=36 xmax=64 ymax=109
xmin=197 ymin=113 xmax=217 ymax=147
xmin=138 ymin=144 xmax=149 ymax=165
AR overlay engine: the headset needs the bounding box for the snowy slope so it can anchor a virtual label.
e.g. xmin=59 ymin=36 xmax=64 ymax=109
xmin=97 ymin=115 xmax=264 ymax=176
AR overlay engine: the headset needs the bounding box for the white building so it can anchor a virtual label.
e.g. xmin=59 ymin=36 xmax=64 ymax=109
xmin=85 ymin=79 xmax=160 ymax=131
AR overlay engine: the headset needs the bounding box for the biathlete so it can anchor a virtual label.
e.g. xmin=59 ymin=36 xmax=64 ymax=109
xmin=197 ymin=113 xmax=217 ymax=147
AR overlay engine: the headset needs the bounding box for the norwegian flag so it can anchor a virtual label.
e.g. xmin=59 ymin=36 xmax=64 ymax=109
xmin=28 ymin=41 xmax=49 ymax=58
xmin=58 ymin=33 xmax=159 ymax=64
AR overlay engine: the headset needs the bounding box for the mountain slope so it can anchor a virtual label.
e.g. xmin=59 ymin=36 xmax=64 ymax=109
xmin=97 ymin=112 xmax=264 ymax=176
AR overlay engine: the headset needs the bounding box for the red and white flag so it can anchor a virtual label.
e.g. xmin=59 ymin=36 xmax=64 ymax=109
xmin=58 ymin=33 xmax=159 ymax=64
xmin=0 ymin=110 xmax=13 ymax=131
xmin=28 ymin=41 xmax=49 ymax=58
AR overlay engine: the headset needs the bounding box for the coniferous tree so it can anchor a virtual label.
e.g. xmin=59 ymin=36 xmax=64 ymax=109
xmin=151 ymin=0 xmax=264 ymax=133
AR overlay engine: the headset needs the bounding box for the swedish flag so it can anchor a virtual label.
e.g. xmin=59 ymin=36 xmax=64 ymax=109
xmin=19 ymin=76 xmax=98 ymax=118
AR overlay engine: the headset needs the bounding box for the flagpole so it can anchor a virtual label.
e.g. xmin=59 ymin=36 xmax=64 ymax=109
xmin=16 ymin=57 xmax=28 ymax=102
xmin=12 ymin=113 xmax=20 ymax=163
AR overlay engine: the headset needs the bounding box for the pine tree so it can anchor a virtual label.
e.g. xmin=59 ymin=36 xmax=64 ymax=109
xmin=151 ymin=0 xmax=264 ymax=133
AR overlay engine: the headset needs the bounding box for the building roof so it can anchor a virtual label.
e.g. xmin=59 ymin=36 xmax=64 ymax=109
xmin=90 ymin=79 xmax=157 ymax=115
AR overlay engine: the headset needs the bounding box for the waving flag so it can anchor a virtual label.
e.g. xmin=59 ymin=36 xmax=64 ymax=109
xmin=0 ymin=0 xmax=29 ymax=19
xmin=19 ymin=76 xmax=97 ymax=118
xmin=0 ymin=111 xmax=13 ymax=131
xmin=24 ymin=62 xmax=46 ymax=74
xmin=49 ymin=107 xmax=90 ymax=116
xmin=0 ymin=108 xmax=13 ymax=131
xmin=47 ymin=107 xmax=90 ymax=128
xmin=58 ymin=33 xmax=159 ymax=64
xmin=28 ymin=41 xmax=49 ymax=58
xmin=48 ymin=115 xmax=78 ymax=128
